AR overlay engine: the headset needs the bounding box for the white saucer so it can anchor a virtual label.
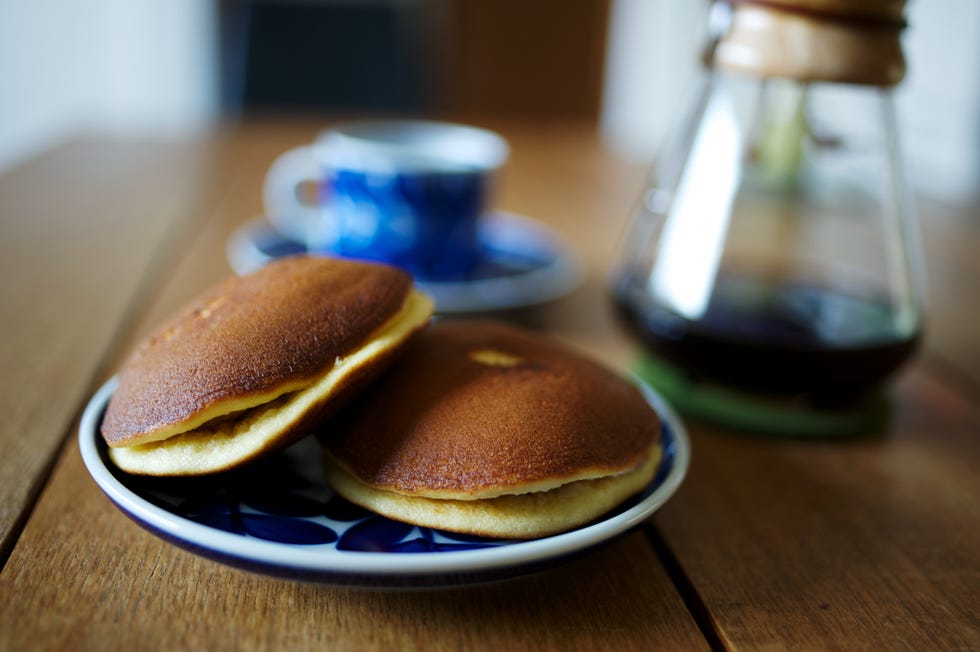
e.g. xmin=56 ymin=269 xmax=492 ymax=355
xmin=79 ymin=377 xmax=688 ymax=589
xmin=226 ymin=211 xmax=583 ymax=313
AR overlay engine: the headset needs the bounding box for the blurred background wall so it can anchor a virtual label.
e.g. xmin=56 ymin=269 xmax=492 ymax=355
xmin=0 ymin=0 xmax=217 ymax=170
xmin=214 ymin=0 xmax=609 ymax=119
xmin=1 ymin=0 xmax=978 ymax=202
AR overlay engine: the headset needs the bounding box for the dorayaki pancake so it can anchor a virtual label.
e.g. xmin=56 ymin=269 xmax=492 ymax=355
xmin=320 ymin=320 xmax=662 ymax=539
xmin=101 ymin=255 xmax=433 ymax=476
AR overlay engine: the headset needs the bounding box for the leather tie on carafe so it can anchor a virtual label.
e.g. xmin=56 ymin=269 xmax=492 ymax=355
xmin=711 ymin=0 xmax=907 ymax=87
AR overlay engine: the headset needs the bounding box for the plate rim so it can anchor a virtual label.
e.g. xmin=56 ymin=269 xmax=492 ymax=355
xmin=79 ymin=376 xmax=689 ymax=581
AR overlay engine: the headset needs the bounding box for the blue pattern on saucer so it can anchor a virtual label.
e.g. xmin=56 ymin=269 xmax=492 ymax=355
xmin=242 ymin=213 xmax=553 ymax=281
xmin=226 ymin=212 xmax=583 ymax=314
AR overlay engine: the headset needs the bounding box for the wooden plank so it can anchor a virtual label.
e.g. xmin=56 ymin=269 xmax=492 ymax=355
xmin=0 ymin=138 xmax=214 ymax=561
xmin=0 ymin=122 xmax=708 ymax=650
xmin=654 ymin=368 xmax=980 ymax=650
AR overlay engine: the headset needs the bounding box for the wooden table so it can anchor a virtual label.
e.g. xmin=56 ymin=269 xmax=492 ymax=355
xmin=1 ymin=119 xmax=977 ymax=650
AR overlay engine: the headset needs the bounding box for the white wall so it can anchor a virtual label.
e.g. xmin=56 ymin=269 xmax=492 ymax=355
xmin=601 ymin=0 xmax=706 ymax=165
xmin=0 ymin=0 xmax=219 ymax=173
xmin=601 ymin=0 xmax=980 ymax=202
xmin=897 ymin=0 xmax=980 ymax=201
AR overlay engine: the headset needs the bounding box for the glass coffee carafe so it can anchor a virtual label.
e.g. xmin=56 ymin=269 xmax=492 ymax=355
xmin=612 ymin=1 xmax=925 ymax=435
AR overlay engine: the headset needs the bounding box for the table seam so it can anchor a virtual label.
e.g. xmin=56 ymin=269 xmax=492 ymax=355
xmin=644 ymin=521 xmax=732 ymax=652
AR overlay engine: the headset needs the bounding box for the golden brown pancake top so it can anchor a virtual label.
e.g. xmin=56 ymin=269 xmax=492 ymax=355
xmin=322 ymin=320 xmax=661 ymax=498
xmin=102 ymin=255 xmax=412 ymax=446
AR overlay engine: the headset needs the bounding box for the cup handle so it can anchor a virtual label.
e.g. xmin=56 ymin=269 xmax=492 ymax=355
xmin=262 ymin=145 xmax=324 ymax=244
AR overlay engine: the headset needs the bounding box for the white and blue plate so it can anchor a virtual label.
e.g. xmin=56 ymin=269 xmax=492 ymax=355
xmin=80 ymin=378 xmax=688 ymax=589
xmin=226 ymin=211 xmax=583 ymax=314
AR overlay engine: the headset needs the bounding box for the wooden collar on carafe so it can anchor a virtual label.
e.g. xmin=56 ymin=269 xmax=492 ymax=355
xmin=712 ymin=0 xmax=908 ymax=86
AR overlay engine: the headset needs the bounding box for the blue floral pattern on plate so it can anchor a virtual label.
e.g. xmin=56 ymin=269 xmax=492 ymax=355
xmin=79 ymin=377 xmax=689 ymax=588
xmin=120 ymin=440 xmax=514 ymax=553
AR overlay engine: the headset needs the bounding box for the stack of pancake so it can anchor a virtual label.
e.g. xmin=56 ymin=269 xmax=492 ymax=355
xmin=102 ymin=255 xmax=662 ymax=538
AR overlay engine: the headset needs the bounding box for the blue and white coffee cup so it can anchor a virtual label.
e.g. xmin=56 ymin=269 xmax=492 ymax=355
xmin=263 ymin=120 xmax=509 ymax=281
